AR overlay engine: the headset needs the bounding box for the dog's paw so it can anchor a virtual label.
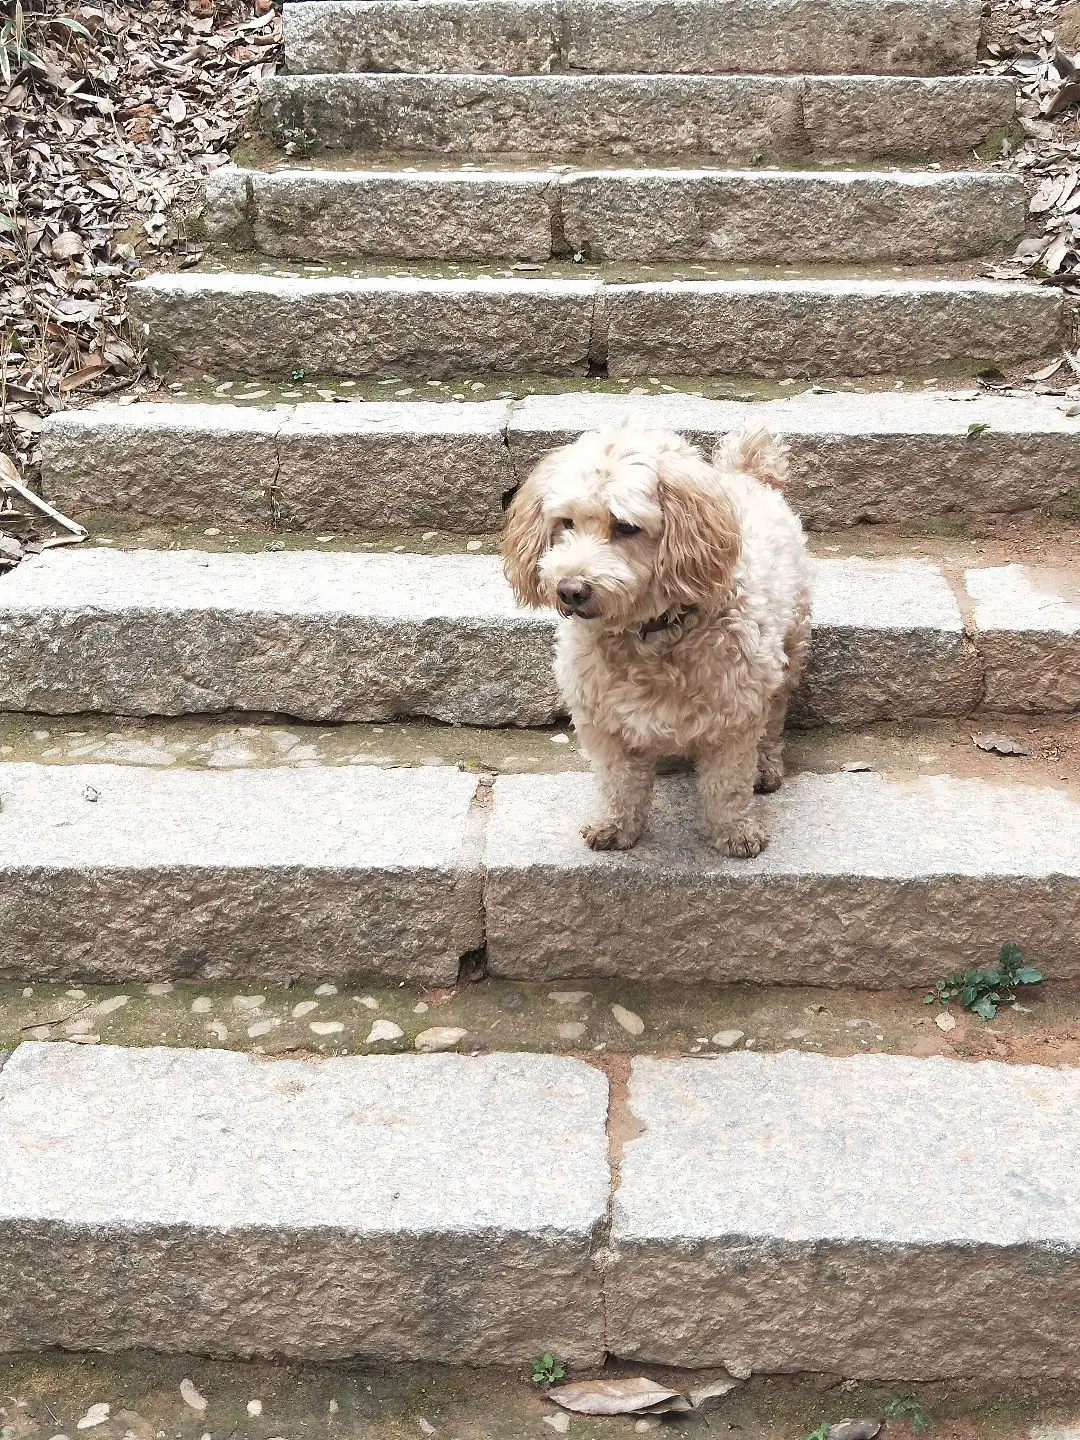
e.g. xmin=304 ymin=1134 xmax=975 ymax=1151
xmin=714 ymin=820 xmax=768 ymax=859
xmin=754 ymin=758 xmax=784 ymax=794
xmin=582 ymin=820 xmax=639 ymax=851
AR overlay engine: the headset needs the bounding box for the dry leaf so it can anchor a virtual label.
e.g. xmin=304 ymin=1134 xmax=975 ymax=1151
xmin=60 ymin=358 xmax=111 ymax=392
xmin=1027 ymin=356 xmax=1065 ymax=381
xmin=551 ymin=1380 xmax=684 ymax=1416
xmin=179 ymin=1378 xmax=208 ymax=1412
xmin=972 ymin=732 xmax=1031 ymax=756
xmin=935 ymin=1012 xmax=957 ymax=1033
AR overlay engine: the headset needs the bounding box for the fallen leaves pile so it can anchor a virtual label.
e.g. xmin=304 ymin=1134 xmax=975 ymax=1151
xmin=0 ymin=0 xmax=282 ymax=497
xmin=983 ymin=0 xmax=1080 ymax=289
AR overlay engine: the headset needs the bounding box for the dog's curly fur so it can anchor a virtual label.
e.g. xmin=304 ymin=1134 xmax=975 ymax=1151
xmin=503 ymin=425 xmax=812 ymax=857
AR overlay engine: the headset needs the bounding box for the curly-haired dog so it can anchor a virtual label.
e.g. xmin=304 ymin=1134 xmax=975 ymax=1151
xmin=503 ymin=426 xmax=812 ymax=857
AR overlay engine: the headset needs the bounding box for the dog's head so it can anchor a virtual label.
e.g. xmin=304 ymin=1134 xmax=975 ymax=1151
xmin=502 ymin=427 xmax=741 ymax=624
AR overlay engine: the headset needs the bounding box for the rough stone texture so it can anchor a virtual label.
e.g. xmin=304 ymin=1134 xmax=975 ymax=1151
xmin=604 ymin=280 xmax=1062 ymax=377
xmin=284 ymin=0 xmax=981 ymax=75
xmin=258 ymin=73 xmax=1013 ymax=159
xmin=128 ymin=273 xmax=600 ymax=378
xmin=41 ymin=403 xmax=280 ymax=526
xmin=968 ymin=565 xmax=1080 ymax=712
xmin=258 ymin=73 xmax=805 ymax=158
xmin=804 ymin=75 xmax=1016 ymax=159
xmin=508 ymin=390 xmax=1080 ymax=528
xmin=46 ymin=392 xmax=1080 ymax=533
xmin=559 ymin=169 xmax=1025 ymax=263
xmin=275 ymin=401 xmax=516 ymax=530
xmin=561 ymin=0 xmax=982 ymax=74
xmin=0 ymin=1044 xmax=608 ymax=1362
xmin=209 ymin=166 xmax=1023 ymax=265
xmin=200 ymin=166 xmax=252 ymax=248
xmin=285 ymin=0 xmax=558 ymax=74
xmin=799 ymin=557 xmax=979 ymax=724
xmin=0 ymin=763 xmax=482 ymax=985
xmin=0 ymin=549 xmax=561 ymax=726
xmin=484 ymin=771 xmax=1080 ymax=984
xmin=0 ymin=551 xmax=986 ymax=726
xmin=608 ymin=1052 xmax=1080 ymax=1377
xmin=248 ymin=169 xmax=556 ymax=261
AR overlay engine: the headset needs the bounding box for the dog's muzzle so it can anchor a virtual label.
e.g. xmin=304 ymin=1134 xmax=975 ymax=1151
xmin=555 ymin=578 xmax=599 ymax=618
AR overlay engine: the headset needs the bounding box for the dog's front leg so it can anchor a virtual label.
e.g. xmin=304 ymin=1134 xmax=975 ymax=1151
xmin=576 ymin=721 xmax=655 ymax=851
xmin=696 ymin=729 xmax=768 ymax=858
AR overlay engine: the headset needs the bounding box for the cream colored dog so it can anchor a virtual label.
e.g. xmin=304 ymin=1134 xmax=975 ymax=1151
xmin=503 ymin=426 xmax=812 ymax=857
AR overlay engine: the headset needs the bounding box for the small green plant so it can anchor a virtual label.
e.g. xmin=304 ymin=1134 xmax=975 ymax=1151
xmin=925 ymin=942 xmax=1043 ymax=1021
xmin=531 ymin=1353 xmax=566 ymax=1385
xmin=884 ymin=1397 xmax=931 ymax=1433
xmin=291 ymin=367 xmax=306 ymax=382
xmin=804 ymin=1426 xmax=831 ymax=1440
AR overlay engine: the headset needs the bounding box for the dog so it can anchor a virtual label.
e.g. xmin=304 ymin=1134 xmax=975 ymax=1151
xmin=502 ymin=425 xmax=812 ymax=857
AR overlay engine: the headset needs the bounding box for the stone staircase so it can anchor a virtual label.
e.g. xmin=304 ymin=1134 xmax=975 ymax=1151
xmin=4 ymin=0 xmax=1080 ymax=1385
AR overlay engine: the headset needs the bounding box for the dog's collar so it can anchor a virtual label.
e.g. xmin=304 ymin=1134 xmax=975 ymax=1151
xmin=638 ymin=605 xmax=698 ymax=640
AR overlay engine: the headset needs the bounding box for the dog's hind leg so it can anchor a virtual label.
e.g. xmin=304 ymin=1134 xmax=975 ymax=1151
xmin=756 ymin=609 xmax=812 ymax=794
xmin=698 ymin=728 xmax=767 ymax=858
xmin=577 ymin=721 xmax=655 ymax=851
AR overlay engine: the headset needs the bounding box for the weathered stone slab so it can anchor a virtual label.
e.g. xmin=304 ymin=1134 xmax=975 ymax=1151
xmin=285 ymin=0 xmax=558 ymax=74
xmin=258 ymin=73 xmax=1012 ymax=159
xmin=0 ymin=551 xmax=983 ymax=726
xmin=283 ymin=0 xmax=981 ymax=76
xmin=128 ymin=273 xmax=600 ymax=378
xmin=508 ymin=390 xmax=1080 ymax=528
xmin=561 ymin=0 xmax=982 ymax=74
xmin=968 ymin=565 xmax=1080 ymax=712
xmin=207 ymin=166 xmax=1023 ymax=265
xmin=247 ymin=169 xmax=556 ymax=261
xmin=0 ymin=763 xmax=482 ymax=985
xmin=604 ymin=280 xmax=1061 ymax=377
xmin=275 ymin=401 xmax=516 ymax=530
xmin=800 ymin=557 xmax=979 ymax=723
xmin=0 ymin=549 xmax=561 ymax=726
xmin=560 ymin=168 xmax=1024 ymax=263
xmin=484 ymin=771 xmax=1080 ymax=984
xmin=0 ymin=1043 xmax=608 ymax=1362
xmin=41 ymin=403 xmax=280 ymax=526
xmin=258 ymin=73 xmax=805 ymax=158
xmin=804 ymin=75 xmax=1016 ymax=159
xmin=608 ymin=1052 xmax=1080 ymax=1376
xmin=42 ymin=400 xmax=516 ymax=531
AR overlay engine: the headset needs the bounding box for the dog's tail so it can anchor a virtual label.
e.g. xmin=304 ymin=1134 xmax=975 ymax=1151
xmin=715 ymin=426 xmax=790 ymax=491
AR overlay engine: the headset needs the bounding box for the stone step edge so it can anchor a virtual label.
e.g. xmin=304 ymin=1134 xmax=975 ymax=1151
xmin=39 ymin=390 xmax=1080 ymax=534
xmin=201 ymin=164 xmax=1026 ymax=264
xmin=1 ymin=546 xmax=1077 ymax=724
xmin=282 ymin=0 xmax=981 ymax=78
xmin=127 ymin=272 xmax=1062 ymax=382
xmin=2 ymin=761 xmax=1078 ymax=988
xmin=2 ymin=1041 xmax=1078 ymax=1377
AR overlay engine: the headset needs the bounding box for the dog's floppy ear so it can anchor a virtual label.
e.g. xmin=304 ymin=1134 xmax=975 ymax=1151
xmin=655 ymin=446 xmax=741 ymax=606
xmin=502 ymin=451 xmax=559 ymax=608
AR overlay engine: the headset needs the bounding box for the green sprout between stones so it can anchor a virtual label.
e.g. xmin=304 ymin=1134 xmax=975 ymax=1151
xmin=925 ymin=942 xmax=1044 ymax=1021
xmin=803 ymin=1425 xmax=831 ymax=1440
xmin=884 ymin=1397 xmax=931 ymax=1433
xmin=530 ymin=1353 xmax=566 ymax=1384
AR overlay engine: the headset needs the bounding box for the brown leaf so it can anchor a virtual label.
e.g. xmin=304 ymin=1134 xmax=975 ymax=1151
xmin=49 ymin=230 xmax=85 ymax=259
xmin=550 ymin=1380 xmax=684 ymax=1416
xmin=1044 ymin=80 xmax=1080 ymax=115
xmin=60 ymin=357 xmax=110 ymax=391
xmin=972 ymin=732 xmax=1031 ymax=756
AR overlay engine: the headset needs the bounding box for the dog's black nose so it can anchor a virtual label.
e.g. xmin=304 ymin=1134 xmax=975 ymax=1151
xmin=556 ymin=578 xmax=593 ymax=609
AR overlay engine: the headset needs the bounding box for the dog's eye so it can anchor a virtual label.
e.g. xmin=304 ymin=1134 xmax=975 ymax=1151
xmin=557 ymin=517 xmax=574 ymax=532
xmin=613 ymin=520 xmax=642 ymax=539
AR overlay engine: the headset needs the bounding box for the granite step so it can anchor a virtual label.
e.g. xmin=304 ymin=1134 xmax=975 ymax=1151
xmin=1 ymin=546 xmax=1078 ymax=725
xmin=282 ymin=0 xmax=982 ymax=77
xmin=2 ymin=758 xmax=1076 ymax=987
xmin=41 ymin=390 xmax=1080 ymax=532
xmin=3 ymin=1040 xmax=1080 ymax=1376
xmin=128 ymin=273 xmax=1061 ymax=379
xmin=257 ymin=73 xmax=1016 ymax=161
xmin=203 ymin=165 xmax=1026 ymax=264
xmin=0 ymin=1042 xmax=608 ymax=1362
